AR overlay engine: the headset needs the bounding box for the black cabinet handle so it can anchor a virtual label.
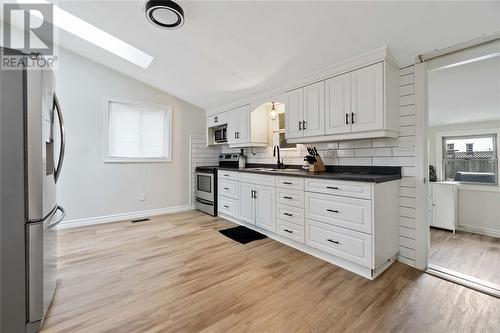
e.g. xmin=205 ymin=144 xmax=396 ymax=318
xmin=214 ymin=116 xmax=218 ymax=123
xmin=326 ymin=186 xmax=339 ymax=190
xmin=283 ymin=212 xmax=293 ymax=217
xmin=283 ymin=181 xmax=293 ymax=185
xmin=327 ymin=238 xmax=340 ymax=244
xmin=345 ymin=113 xmax=349 ymax=125
xmin=254 ymin=190 xmax=258 ymax=199
xmin=223 ymin=174 xmax=230 ymax=177
xmin=251 ymin=190 xmax=254 ymax=198
xmin=351 ymin=112 xmax=355 ymax=124
xmin=298 ymin=121 xmax=302 ymax=131
xmin=223 ymin=187 xmax=229 ymax=190
xmin=326 ymin=209 xmax=339 ymax=213
xmin=283 ymin=196 xmax=293 ymax=200
xmin=224 ymin=205 xmax=229 ymax=208
xmin=303 ymin=120 xmax=307 ymax=130
xmin=284 ymin=229 xmax=293 ymax=234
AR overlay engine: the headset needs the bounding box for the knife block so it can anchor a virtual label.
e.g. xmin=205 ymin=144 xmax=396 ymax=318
xmin=308 ymin=156 xmax=326 ymax=172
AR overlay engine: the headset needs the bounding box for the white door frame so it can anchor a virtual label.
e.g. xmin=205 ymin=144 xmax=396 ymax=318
xmin=413 ymin=39 xmax=500 ymax=271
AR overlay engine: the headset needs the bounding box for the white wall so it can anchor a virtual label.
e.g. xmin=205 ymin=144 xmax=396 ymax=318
xmin=55 ymin=49 xmax=206 ymax=224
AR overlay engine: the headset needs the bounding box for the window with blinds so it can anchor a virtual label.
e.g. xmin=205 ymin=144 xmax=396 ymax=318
xmin=105 ymin=99 xmax=172 ymax=162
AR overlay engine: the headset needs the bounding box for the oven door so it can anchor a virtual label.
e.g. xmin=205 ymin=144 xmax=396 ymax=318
xmin=196 ymin=172 xmax=214 ymax=202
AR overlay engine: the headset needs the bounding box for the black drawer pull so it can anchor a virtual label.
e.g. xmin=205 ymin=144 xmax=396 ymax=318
xmin=283 ymin=212 xmax=293 ymax=217
xmin=284 ymin=229 xmax=293 ymax=234
xmin=326 ymin=186 xmax=339 ymax=190
xmin=283 ymin=181 xmax=293 ymax=185
xmin=223 ymin=174 xmax=230 ymax=177
xmin=283 ymin=196 xmax=293 ymax=200
xmin=327 ymin=238 xmax=340 ymax=244
xmin=223 ymin=187 xmax=229 ymax=190
xmin=326 ymin=209 xmax=339 ymax=213
xmin=224 ymin=205 xmax=229 ymax=208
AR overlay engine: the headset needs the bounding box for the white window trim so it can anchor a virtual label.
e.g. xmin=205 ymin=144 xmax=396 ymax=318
xmin=435 ymin=127 xmax=500 ymax=188
xmin=103 ymin=97 xmax=173 ymax=163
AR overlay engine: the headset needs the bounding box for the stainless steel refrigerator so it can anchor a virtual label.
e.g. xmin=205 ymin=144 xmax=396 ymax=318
xmin=1 ymin=49 xmax=65 ymax=333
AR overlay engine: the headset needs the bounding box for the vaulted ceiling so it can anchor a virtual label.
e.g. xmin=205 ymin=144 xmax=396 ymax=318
xmin=56 ymin=1 xmax=500 ymax=109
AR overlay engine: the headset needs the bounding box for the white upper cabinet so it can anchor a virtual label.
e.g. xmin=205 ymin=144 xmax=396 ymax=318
xmin=350 ymin=62 xmax=384 ymax=133
xmin=227 ymin=104 xmax=251 ymax=145
xmin=285 ymin=88 xmax=303 ymax=139
xmin=285 ymin=81 xmax=325 ymax=139
xmin=325 ymin=73 xmax=351 ymax=135
xmin=208 ymin=103 xmax=267 ymax=147
xmin=303 ymin=81 xmax=325 ymax=137
xmin=208 ymin=48 xmax=400 ymax=144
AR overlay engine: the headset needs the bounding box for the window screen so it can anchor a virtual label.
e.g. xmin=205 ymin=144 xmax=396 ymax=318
xmin=106 ymin=100 xmax=171 ymax=162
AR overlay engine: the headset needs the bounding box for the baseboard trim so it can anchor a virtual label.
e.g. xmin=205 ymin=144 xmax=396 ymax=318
xmin=58 ymin=205 xmax=195 ymax=229
xmin=457 ymin=224 xmax=500 ymax=238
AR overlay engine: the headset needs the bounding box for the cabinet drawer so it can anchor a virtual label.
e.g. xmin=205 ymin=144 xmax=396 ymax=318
xmin=305 ymin=192 xmax=372 ymax=234
xmin=218 ymin=196 xmax=238 ymax=218
xmin=218 ymin=180 xmax=238 ymax=199
xmin=239 ymin=172 xmax=276 ymax=186
xmin=306 ymin=219 xmax=373 ymax=268
xmin=305 ymin=178 xmax=372 ymax=199
xmin=218 ymin=170 xmax=239 ymax=181
xmin=277 ymin=220 xmax=305 ymax=244
xmin=276 ymin=176 xmax=304 ymax=190
xmin=277 ymin=204 xmax=304 ymax=226
xmin=276 ymin=188 xmax=304 ymax=208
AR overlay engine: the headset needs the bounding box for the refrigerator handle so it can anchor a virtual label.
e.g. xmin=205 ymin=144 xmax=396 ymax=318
xmin=48 ymin=205 xmax=66 ymax=230
xmin=53 ymin=93 xmax=65 ymax=183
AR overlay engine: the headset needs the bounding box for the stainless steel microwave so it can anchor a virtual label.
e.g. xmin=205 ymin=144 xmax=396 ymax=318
xmin=214 ymin=125 xmax=227 ymax=143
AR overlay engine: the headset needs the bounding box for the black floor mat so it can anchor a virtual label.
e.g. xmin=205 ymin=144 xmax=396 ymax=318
xmin=219 ymin=226 xmax=267 ymax=244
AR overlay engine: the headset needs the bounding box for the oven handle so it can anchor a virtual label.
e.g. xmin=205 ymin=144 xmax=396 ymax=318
xmin=196 ymin=198 xmax=214 ymax=206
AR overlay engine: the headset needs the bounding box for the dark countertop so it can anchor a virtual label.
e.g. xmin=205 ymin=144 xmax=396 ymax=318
xmin=215 ymin=164 xmax=402 ymax=183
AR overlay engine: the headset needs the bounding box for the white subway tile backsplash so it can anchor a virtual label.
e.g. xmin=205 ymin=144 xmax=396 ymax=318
xmin=400 ymin=217 xmax=416 ymax=229
xmin=336 ymin=149 xmax=355 ymax=158
xmin=372 ymin=137 xmax=399 ymax=147
xmin=338 ymin=157 xmax=372 ymax=165
xmin=339 ymin=139 xmax=371 ymax=149
xmin=355 ymin=147 xmax=392 ymax=157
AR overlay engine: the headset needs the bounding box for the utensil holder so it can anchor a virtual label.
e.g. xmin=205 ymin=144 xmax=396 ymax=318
xmin=308 ymin=155 xmax=326 ymax=172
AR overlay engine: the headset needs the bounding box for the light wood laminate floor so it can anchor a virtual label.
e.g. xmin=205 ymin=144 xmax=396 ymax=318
xmin=41 ymin=211 xmax=500 ymax=333
xmin=430 ymin=227 xmax=500 ymax=287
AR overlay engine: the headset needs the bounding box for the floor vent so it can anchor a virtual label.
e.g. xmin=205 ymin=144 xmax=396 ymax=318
xmin=131 ymin=218 xmax=150 ymax=223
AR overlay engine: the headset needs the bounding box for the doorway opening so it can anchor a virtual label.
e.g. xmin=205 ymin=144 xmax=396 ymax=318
xmin=421 ymin=40 xmax=500 ymax=296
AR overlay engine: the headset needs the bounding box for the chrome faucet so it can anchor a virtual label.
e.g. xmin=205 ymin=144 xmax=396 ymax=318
xmin=273 ymin=145 xmax=284 ymax=169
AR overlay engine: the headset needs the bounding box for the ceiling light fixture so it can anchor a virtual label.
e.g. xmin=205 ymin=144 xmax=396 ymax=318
xmin=145 ymin=0 xmax=185 ymax=29
xmin=270 ymin=102 xmax=277 ymax=121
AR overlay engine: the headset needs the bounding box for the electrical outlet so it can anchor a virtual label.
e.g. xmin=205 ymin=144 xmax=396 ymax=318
xmin=139 ymin=192 xmax=146 ymax=201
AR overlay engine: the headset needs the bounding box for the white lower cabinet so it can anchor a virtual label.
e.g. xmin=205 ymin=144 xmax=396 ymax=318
xmin=306 ymin=219 xmax=372 ymax=268
xmin=238 ymin=182 xmax=255 ymax=225
xmin=238 ymin=181 xmax=276 ymax=231
xmin=218 ymin=171 xmax=400 ymax=279
xmin=277 ymin=220 xmax=305 ymax=243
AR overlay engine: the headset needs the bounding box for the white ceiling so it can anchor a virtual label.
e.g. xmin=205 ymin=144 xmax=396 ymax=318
xmin=55 ymin=1 xmax=500 ymax=109
xmin=428 ymin=55 xmax=500 ymax=127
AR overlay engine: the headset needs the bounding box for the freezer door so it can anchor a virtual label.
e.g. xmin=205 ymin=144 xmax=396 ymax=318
xmin=26 ymin=70 xmax=60 ymax=221
xmin=27 ymin=206 xmax=63 ymax=329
